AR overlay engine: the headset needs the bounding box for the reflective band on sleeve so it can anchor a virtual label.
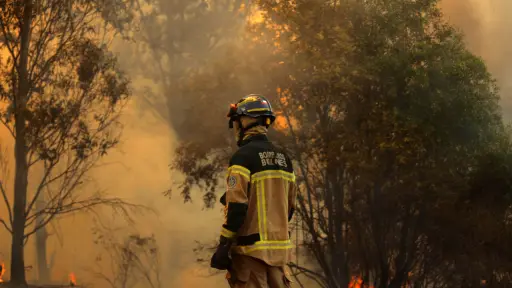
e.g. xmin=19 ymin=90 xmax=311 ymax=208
xmin=227 ymin=165 xmax=251 ymax=181
xmin=221 ymin=227 xmax=237 ymax=239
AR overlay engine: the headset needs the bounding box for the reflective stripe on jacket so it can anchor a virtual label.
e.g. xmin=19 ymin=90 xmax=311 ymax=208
xmin=219 ymin=133 xmax=297 ymax=267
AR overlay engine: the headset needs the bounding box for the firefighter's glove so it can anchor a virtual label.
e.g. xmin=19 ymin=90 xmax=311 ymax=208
xmin=210 ymin=235 xmax=233 ymax=270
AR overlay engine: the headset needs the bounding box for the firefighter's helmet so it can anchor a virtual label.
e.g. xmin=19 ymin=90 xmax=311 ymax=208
xmin=227 ymin=94 xmax=276 ymax=129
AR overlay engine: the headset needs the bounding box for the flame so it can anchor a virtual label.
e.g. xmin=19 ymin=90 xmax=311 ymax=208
xmin=348 ymin=275 xmax=414 ymax=288
xmin=0 ymin=262 xmax=5 ymax=283
xmin=69 ymin=272 xmax=77 ymax=286
xmin=348 ymin=276 xmax=375 ymax=288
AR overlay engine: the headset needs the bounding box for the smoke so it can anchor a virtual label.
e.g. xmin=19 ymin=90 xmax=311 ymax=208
xmin=440 ymin=0 xmax=512 ymax=118
xmin=0 ymin=84 xmax=226 ymax=287
xmin=41 ymin=95 xmax=227 ymax=287
xmin=0 ymin=2 xmax=231 ymax=287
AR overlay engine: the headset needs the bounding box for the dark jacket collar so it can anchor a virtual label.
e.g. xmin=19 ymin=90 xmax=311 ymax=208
xmin=240 ymin=133 xmax=268 ymax=146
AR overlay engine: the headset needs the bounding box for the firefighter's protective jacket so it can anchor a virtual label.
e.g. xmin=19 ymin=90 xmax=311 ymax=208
xmin=219 ymin=132 xmax=297 ymax=267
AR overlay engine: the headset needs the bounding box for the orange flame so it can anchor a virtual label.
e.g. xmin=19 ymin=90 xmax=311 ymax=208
xmin=349 ymin=276 xmax=375 ymax=288
xmin=0 ymin=262 xmax=5 ymax=283
xmin=349 ymin=276 xmax=414 ymax=288
xmin=69 ymin=272 xmax=77 ymax=286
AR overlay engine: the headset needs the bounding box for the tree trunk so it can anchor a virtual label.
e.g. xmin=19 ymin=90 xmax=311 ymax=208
xmin=10 ymin=0 xmax=33 ymax=285
xmin=35 ymin=197 xmax=50 ymax=284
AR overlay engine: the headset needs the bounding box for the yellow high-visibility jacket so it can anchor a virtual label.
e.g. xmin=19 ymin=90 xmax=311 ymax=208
xmin=219 ymin=133 xmax=297 ymax=267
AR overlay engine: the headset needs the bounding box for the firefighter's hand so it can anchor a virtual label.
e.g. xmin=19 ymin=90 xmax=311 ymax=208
xmin=210 ymin=236 xmax=232 ymax=270
xmin=210 ymin=249 xmax=231 ymax=270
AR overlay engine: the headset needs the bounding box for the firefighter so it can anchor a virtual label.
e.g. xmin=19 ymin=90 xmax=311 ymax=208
xmin=210 ymin=94 xmax=297 ymax=288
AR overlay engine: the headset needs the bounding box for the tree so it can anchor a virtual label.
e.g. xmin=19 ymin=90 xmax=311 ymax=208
xmin=257 ymin=0 xmax=511 ymax=286
xmin=0 ymin=0 xmax=144 ymax=285
xmin=419 ymin=146 xmax=512 ymax=286
xmin=168 ymin=0 xmax=512 ymax=287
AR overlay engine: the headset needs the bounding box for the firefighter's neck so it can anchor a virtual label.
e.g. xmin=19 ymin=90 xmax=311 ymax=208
xmin=242 ymin=125 xmax=267 ymax=140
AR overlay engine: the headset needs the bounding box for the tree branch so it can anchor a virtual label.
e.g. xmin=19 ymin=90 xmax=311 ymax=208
xmin=0 ymin=180 xmax=13 ymax=226
xmin=0 ymin=217 xmax=12 ymax=233
xmin=24 ymin=196 xmax=146 ymax=239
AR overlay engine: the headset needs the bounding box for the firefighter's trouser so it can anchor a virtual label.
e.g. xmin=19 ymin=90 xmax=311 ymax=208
xmin=227 ymin=254 xmax=292 ymax=288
